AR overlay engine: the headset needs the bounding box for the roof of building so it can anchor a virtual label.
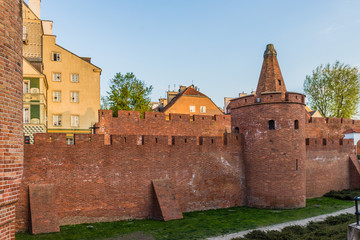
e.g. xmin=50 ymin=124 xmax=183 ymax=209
xmin=255 ymin=44 xmax=287 ymax=97
xmin=160 ymin=85 xmax=219 ymax=113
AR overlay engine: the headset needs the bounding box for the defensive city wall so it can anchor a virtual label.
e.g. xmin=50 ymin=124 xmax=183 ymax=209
xmin=14 ymin=112 xmax=360 ymax=233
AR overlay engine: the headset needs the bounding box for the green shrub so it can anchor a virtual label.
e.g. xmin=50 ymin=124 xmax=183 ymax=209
xmin=323 ymin=189 xmax=360 ymax=200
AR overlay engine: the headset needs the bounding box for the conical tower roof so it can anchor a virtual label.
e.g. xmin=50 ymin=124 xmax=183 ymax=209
xmin=255 ymin=44 xmax=286 ymax=97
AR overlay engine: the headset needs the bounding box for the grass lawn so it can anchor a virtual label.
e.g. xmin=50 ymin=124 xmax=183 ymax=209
xmin=15 ymin=197 xmax=354 ymax=240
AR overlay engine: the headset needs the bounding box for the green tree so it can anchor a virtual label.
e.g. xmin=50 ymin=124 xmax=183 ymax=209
xmin=304 ymin=61 xmax=360 ymax=118
xmin=105 ymin=72 xmax=153 ymax=116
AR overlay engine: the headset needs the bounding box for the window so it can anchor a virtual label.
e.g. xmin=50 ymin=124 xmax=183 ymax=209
xmin=66 ymin=137 xmax=74 ymax=145
xmin=200 ymin=106 xmax=206 ymax=113
xmin=234 ymin=127 xmax=239 ymax=134
xmin=71 ymin=92 xmax=79 ymax=103
xmin=190 ymin=105 xmax=195 ymax=113
xmin=71 ymin=74 xmax=79 ymax=83
xmin=71 ymin=115 xmax=79 ymax=127
xmin=52 ymin=52 xmax=61 ymax=61
xmin=23 ymin=108 xmax=30 ymax=123
xmin=256 ymin=98 xmax=261 ymax=103
xmin=53 ymin=115 xmax=62 ymax=126
xmin=23 ymin=81 xmax=30 ymax=94
xmin=278 ymin=80 xmax=281 ymax=86
xmin=22 ymin=26 xmax=27 ymax=41
xmin=268 ymin=120 xmax=275 ymax=130
xmin=294 ymin=120 xmax=299 ymax=130
xmin=53 ymin=73 xmax=61 ymax=82
xmin=53 ymin=91 xmax=61 ymax=102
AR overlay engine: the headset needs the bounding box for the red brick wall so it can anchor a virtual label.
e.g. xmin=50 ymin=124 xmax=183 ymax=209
xmin=305 ymin=138 xmax=355 ymax=198
xmin=15 ymin=133 xmax=244 ymax=231
xmin=231 ymin=100 xmax=306 ymax=209
xmin=0 ymin=1 xmax=23 ymax=239
xmin=305 ymin=117 xmax=360 ymax=138
xmin=94 ymin=110 xmax=231 ymax=138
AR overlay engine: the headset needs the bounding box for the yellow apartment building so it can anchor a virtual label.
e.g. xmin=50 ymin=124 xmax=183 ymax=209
xmin=43 ymin=35 xmax=101 ymax=136
xmin=22 ymin=0 xmax=101 ymax=143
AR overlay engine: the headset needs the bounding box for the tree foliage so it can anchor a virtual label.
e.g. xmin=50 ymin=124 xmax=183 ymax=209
xmin=105 ymin=72 xmax=153 ymax=115
xmin=304 ymin=61 xmax=360 ymax=118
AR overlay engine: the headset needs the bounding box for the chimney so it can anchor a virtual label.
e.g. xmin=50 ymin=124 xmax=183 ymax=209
xmin=179 ymin=85 xmax=187 ymax=92
xmin=29 ymin=0 xmax=41 ymax=19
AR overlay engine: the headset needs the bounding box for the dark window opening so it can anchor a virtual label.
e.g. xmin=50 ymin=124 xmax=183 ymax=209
xmin=296 ymin=159 xmax=298 ymax=171
xmin=245 ymin=99 xmax=247 ymax=102
xmin=340 ymin=139 xmax=343 ymax=145
xmin=184 ymin=138 xmax=187 ymax=143
xmin=155 ymin=138 xmax=158 ymax=143
xmin=211 ymin=139 xmax=214 ymax=144
xmin=306 ymin=138 xmax=310 ymax=145
xmin=269 ymin=120 xmax=275 ymax=130
xmin=323 ymin=139 xmax=327 ymax=145
xmin=124 ymin=137 xmax=127 ymax=143
xmin=155 ymin=114 xmax=157 ymax=117
xmin=278 ymin=80 xmax=281 ymax=86
xmin=234 ymin=127 xmax=239 ymax=134
xmin=24 ymin=136 xmax=30 ymax=144
xmin=294 ymin=120 xmax=299 ymax=130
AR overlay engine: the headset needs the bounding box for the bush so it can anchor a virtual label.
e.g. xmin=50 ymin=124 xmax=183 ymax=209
xmin=232 ymin=214 xmax=354 ymax=240
xmin=323 ymin=189 xmax=360 ymax=200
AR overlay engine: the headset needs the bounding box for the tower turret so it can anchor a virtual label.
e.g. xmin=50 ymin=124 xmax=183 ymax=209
xmin=230 ymin=44 xmax=306 ymax=209
xmin=255 ymin=44 xmax=287 ymax=97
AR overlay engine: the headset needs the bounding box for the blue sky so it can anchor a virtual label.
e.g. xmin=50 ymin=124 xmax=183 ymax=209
xmin=32 ymin=0 xmax=360 ymax=108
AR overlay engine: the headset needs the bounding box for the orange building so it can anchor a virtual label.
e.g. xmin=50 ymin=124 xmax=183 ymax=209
xmin=160 ymin=85 xmax=223 ymax=116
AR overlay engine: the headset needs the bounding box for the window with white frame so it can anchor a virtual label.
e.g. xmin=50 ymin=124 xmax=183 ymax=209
xmin=71 ymin=74 xmax=79 ymax=83
xmin=23 ymin=108 xmax=30 ymax=123
xmin=53 ymin=73 xmax=61 ymax=82
xmin=53 ymin=115 xmax=62 ymax=126
xmin=23 ymin=81 xmax=30 ymax=94
xmin=52 ymin=52 xmax=61 ymax=61
xmin=53 ymin=91 xmax=61 ymax=102
xmin=200 ymin=106 xmax=206 ymax=113
xmin=190 ymin=105 xmax=195 ymax=113
xmin=71 ymin=91 xmax=79 ymax=103
xmin=66 ymin=137 xmax=74 ymax=145
xmin=22 ymin=26 xmax=27 ymax=41
xmin=71 ymin=115 xmax=79 ymax=127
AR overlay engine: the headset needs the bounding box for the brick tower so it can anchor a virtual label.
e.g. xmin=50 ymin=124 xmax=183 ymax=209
xmin=231 ymin=44 xmax=306 ymax=209
xmin=0 ymin=0 xmax=23 ymax=239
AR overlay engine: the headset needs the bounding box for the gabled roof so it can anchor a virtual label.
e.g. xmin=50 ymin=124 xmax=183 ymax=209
xmin=160 ymin=86 xmax=212 ymax=113
xmin=22 ymin=1 xmax=40 ymax=21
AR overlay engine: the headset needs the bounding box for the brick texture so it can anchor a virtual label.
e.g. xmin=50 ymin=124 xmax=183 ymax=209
xmin=29 ymin=184 xmax=59 ymax=234
xmin=0 ymin=1 xmax=23 ymax=239
xmin=152 ymin=179 xmax=183 ymax=221
xmin=231 ymin=93 xmax=306 ymax=209
xmin=306 ymin=116 xmax=360 ymax=139
xmin=15 ymin=133 xmax=244 ymax=231
xmin=95 ymin=110 xmax=231 ymax=138
xmin=305 ymin=138 xmax=356 ymax=198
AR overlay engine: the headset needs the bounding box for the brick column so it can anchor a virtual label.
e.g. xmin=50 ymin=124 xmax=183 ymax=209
xmin=0 ymin=0 xmax=23 ymax=239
